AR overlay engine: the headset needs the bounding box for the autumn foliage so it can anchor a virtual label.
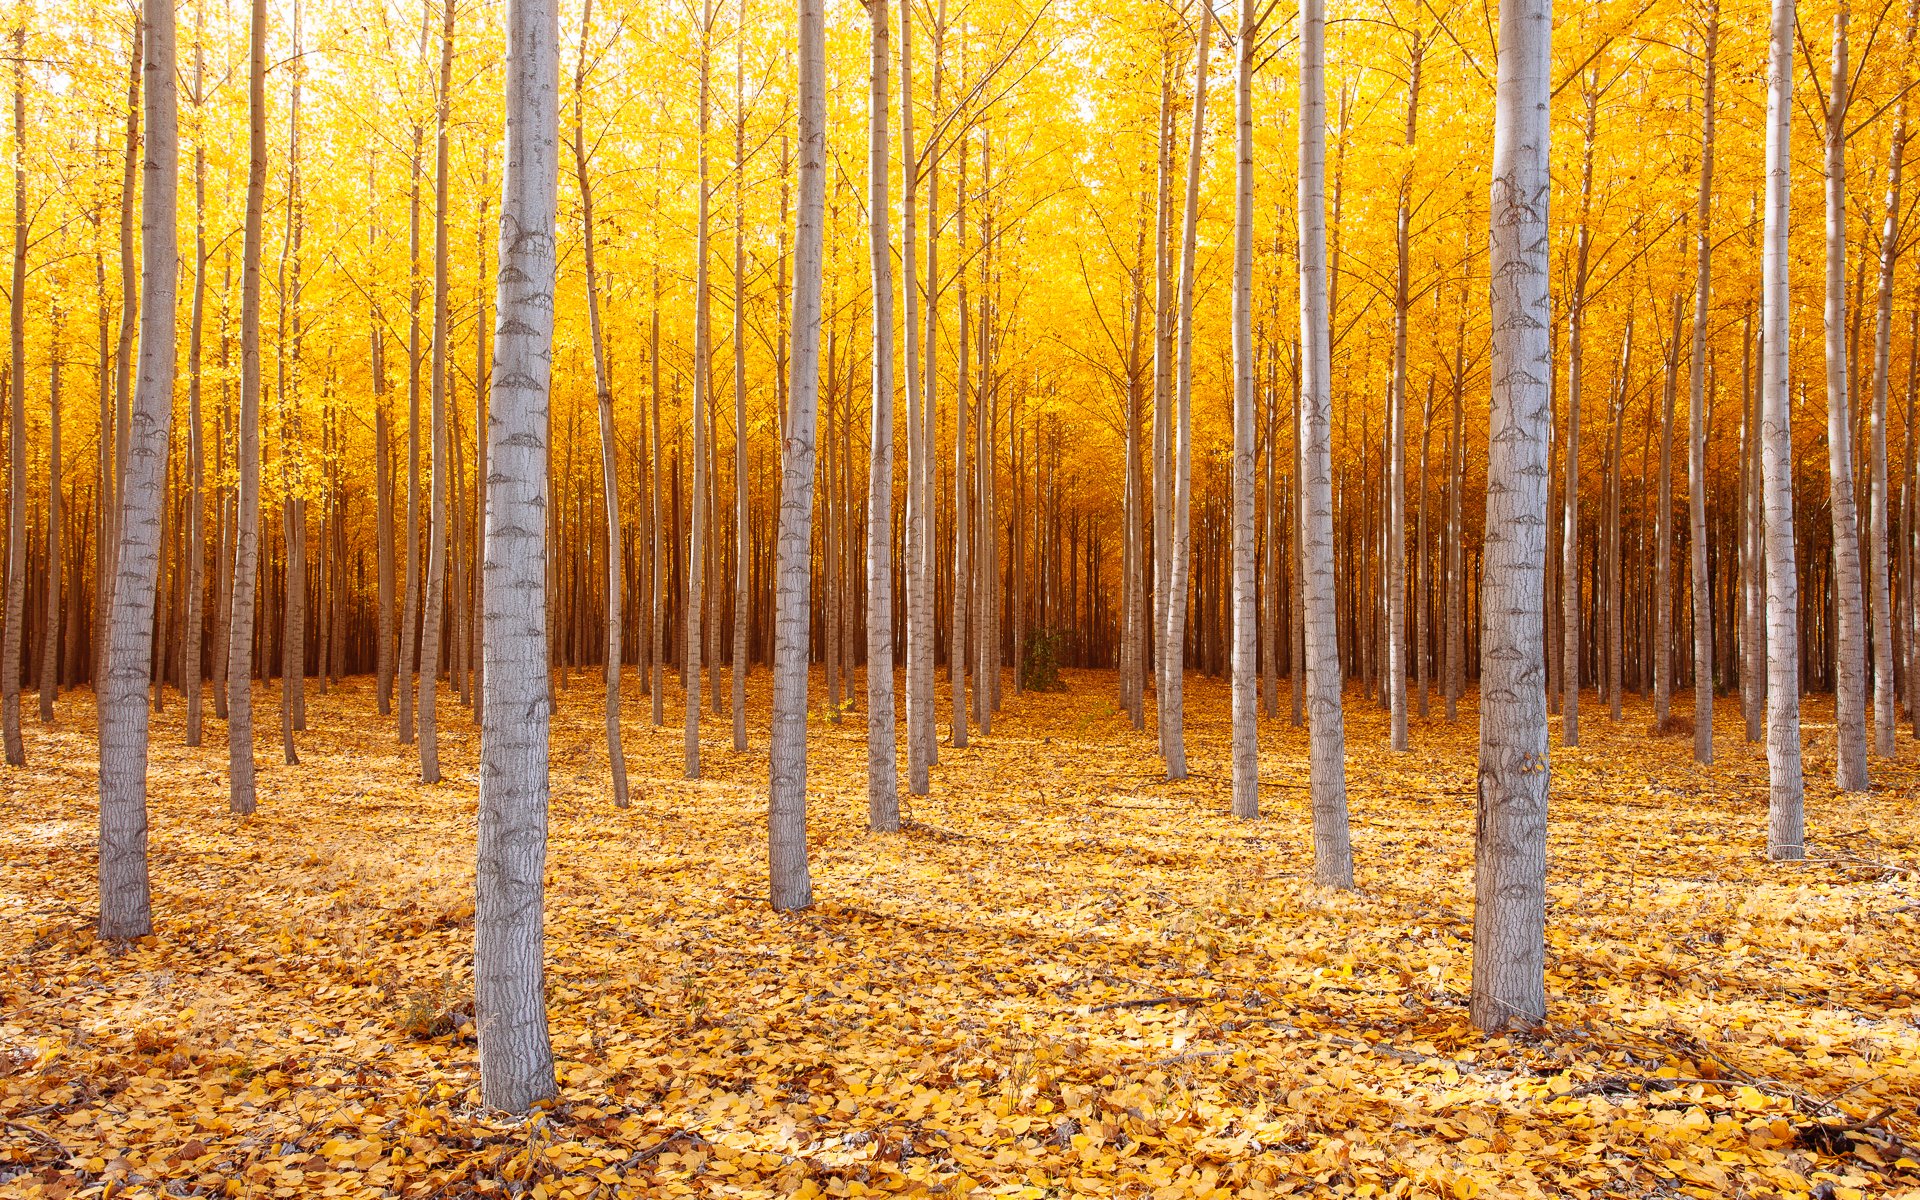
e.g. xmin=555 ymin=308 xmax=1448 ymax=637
xmin=5 ymin=674 xmax=1917 ymax=1198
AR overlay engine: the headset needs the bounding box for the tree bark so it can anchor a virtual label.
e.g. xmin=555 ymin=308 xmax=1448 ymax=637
xmin=1867 ymin=0 xmax=1914 ymax=758
xmin=686 ymin=0 xmax=713 ymax=778
xmin=475 ymin=0 xmax=559 ymax=1114
xmin=227 ymin=0 xmax=267 ymax=816
xmin=573 ymin=0 xmax=626 ymax=807
xmin=1824 ymin=3 xmax=1870 ymax=791
xmin=731 ymin=0 xmax=749 ymax=752
xmin=1471 ymin=0 xmax=1552 ymax=1033
xmin=1761 ymin=0 xmax=1806 ymax=857
xmin=3 ymin=20 xmax=26 ymax=764
xmin=99 ymin=0 xmax=176 ymax=940
xmin=770 ymin=0 xmax=825 ymax=911
xmin=866 ymin=0 xmax=900 ymax=830
xmin=418 ymin=0 xmax=455 ymax=785
xmin=1229 ymin=0 xmax=1258 ymax=818
xmin=1688 ymin=0 xmax=1719 ymax=763
xmin=1299 ymin=0 xmax=1351 ymax=887
xmin=1163 ymin=11 xmax=1210 ymax=780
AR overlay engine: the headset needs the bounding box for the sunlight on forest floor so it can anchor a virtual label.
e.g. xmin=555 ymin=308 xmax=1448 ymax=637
xmin=3 ymin=670 xmax=1917 ymax=1198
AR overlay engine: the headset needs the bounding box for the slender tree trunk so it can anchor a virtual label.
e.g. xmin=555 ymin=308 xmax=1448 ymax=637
xmin=771 ymin=0 xmax=825 ymax=910
xmin=1563 ymin=87 xmax=1597 ymax=746
xmin=372 ymin=155 xmax=395 ymax=719
xmin=1163 ymin=12 xmax=1210 ymax=780
xmin=475 ymin=0 xmax=559 ymax=1114
xmin=1299 ymin=0 xmax=1351 ymax=886
xmin=866 ymin=0 xmax=900 ymax=829
xmin=417 ymin=0 xmax=455 ymax=784
xmin=730 ymin=0 xmax=749 ymax=751
xmin=181 ymin=23 xmax=207 ymax=744
xmin=99 ymin=0 xmax=176 ymax=939
xmin=1152 ymin=53 xmax=1173 ymax=760
xmin=400 ymin=17 xmax=426 ymax=748
xmin=2 ymin=21 xmax=26 ymax=764
xmin=227 ymin=0 xmax=267 ymax=815
xmin=1471 ymin=0 xmax=1551 ymax=1033
xmin=1868 ymin=0 xmax=1914 ymax=757
xmin=1386 ymin=41 xmax=1422 ymax=753
xmin=686 ymin=1 xmax=713 ymax=778
xmin=1689 ymin=0 xmax=1719 ymax=763
xmin=572 ymin=0 xmax=625 ymax=806
xmin=1229 ymin=0 xmax=1258 ymax=817
xmin=1762 ymin=0 xmax=1806 ymax=856
xmin=1655 ymin=294 xmax=1680 ymax=726
xmin=900 ymin=0 xmax=931 ymax=796
xmin=40 ymin=305 xmax=61 ymax=722
xmin=1825 ymin=3 xmax=1869 ymax=791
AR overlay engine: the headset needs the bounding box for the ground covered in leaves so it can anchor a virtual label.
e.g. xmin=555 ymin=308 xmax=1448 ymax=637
xmin=3 ymin=670 xmax=1919 ymax=1199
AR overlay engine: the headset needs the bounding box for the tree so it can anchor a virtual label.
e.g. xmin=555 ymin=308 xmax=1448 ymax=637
xmin=1162 ymin=8 xmax=1210 ymax=781
xmin=1298 ymin=0 xmax=1350 ymax=887
xmin=475 ymin=0 xmax=559 ymax=1115
xmin=730 ymin=0 xmax=750 ymax=754
xmin=1823 ymin=1 xmax=1869 ymax=792
xmin=686 ymin=0 xmax=716 ymax=780
xmin=418 ymin=0 xmax=456 ymax=785
xmin=770 ymin=0 xmax=825 ymax=912
xmin=901 ymin=0 xmax=931 ymax=797
xmin=98 ymin=0 xmax=177 ymax=939
xmin=1869 ymin=0 xmax=1916 ymax=758
xmin=2 ymin=17 xmax=26 ymax=767
xmin=1687 ymin=0 xmax=1718 ymax=764
xmin=1470 ymin=0 xmax=1551 ymax=1032
xmin=1228 ymin=0 xmax=1258 ymax=818
xmin=572 ymin=0 xmax=627 ymax=808
xmin=227 ymin=0 xmax=268 ymax=816
xmin=865 ymin=0 xmax=901 ymax=832
xmin=1760 ymin=0 xmax=1806 ymax=856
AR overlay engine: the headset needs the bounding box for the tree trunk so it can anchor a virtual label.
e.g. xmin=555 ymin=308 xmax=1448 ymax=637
xmin=1655 ymin=294 xmax=1680 ymax=726
xmin=685 ymin=0 xmax=713 ymax=778
xmin=227 ymin=0 xmax=267 ymax=816
xmin=573 ymin=0 xmax=625 ymax=807
xmin=1299 ymin=0 xmax=1351 ymax=886
xmin=1761 ymin=0 xmax=1806 ymax=856
xmin=770 ymin=0 xmax=824 ymax=910
xmin=731 ymin=0 xmax=749 ymax=752
xmin=99 ymin=0 xmax=176 ymax=939
xmin=475 ymin=0 xmax=559 ymax=1113
xmin=865 ymin=0 xmax=900 ymax=830
xmin=1229 ymin=0 xmax=1258 ymax=818
xmin=1868 ymin=0 xmax=1914 ymax=757
xmin=1689 ymin=0 xmax=1719 ymax=763
xmin=1825 ymin=3 xmax=1870 ymax=791
xmin=1386 ymin=41 xmax=1422 ymax=753
xmin=900 ymin=0 xmax=931 ymax=797
xmin=2 ymin=21 xmax=26 ymax=764
xmin=418 ymin=0 xmax=454 ymax=784
xmin=39 ymin=304 xmax=61 ymax=722
xmin=1471 ymin=0 xmax=1551 ymax=1033
xmin=1163 ymin=12 xmax=1210 ymax=780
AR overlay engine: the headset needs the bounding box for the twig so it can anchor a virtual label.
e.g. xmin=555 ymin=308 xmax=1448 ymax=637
xmin=1090 ymin=995 xmax=1211 ymax=1013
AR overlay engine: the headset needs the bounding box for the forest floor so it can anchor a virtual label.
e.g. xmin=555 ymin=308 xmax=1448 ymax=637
xmin=2 ymin=670 xmax=1918 ymax=1200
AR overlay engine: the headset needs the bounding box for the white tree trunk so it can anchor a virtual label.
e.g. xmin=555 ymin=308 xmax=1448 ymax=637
xmin=419 ymin=0 xmax=455 ymax=785
xmin=686 ymin=2 xmax=714 ymax=779
xmin=1824 ymin=5 xmax=1870 ymax=792
xmin=1229 ymin=0 xmax=1258 ymax=818
xmin=900 ymin=0 xmax=931 ymax=797
xmin=1761 ymin=0 xmax=1806 ymax=857
xmin=1470 ymin=0 xmax=1551 ymax=1033
xmin=1163 ymin=14 xmax=1210 ymax=780
xmin=866 ymin=0 xmax=900 ymax=830
xmin=475 ymin=0 xmax=558 ymax=1113
xmin=770 ymin=0 xmax=825 ymax=911
xmin=227 ymin=0 xmax=268 ymax=816
xmin=99 ymin=0 xmax=176 ymax=940
xmin=1869 ymin=0 xmax=1915 ymax=758
xmin=1298 ymin=0 xmax=1351 ymax=887
xmin=573 ymin=0 xmax=627 ymax=808
xmin=731 ymin=0 xmax=749 ymax=753
xmin=1688 ymin=0 xmax=1719 ymax=764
